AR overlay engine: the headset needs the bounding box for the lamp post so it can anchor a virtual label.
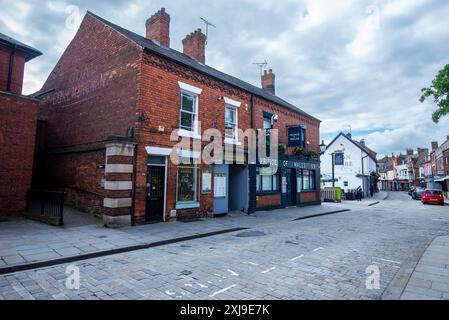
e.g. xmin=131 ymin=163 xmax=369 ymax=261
xmin=320 ymin=141 xmax=336 ymax=187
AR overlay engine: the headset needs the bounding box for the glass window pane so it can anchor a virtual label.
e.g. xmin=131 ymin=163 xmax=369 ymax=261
xmin=262 ymin=175 xmax=272 ymax=191
xmin=181 ymin=93 xmax=194 ymax=112
xmin=181 ymin=112 xmax=194 ymax=131
xmin=273 ymin=175 xmax=278 ymax=191
xmin=177 ymin=166 xmax=197 ymax=202
xmin=263 ymin=118 xmax=271 ymax=129
xmin=256 ymin=175 xmax=261 ymax=191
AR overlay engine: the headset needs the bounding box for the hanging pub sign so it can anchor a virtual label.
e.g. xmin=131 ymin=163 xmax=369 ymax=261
xmin=334 ymin=152 xmax=344 ymax=166
xmin=288 ymin=126 xmax=303 ymax=147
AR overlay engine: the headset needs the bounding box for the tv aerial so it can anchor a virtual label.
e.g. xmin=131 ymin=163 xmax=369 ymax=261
xmin=200 ymin=17 xmax=217 ymax=45
xmin=252 ymin=61 xmax=268 ymax=76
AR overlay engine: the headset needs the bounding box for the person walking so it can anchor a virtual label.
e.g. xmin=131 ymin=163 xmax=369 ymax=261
xmin=356 ymin=186 xmax=363 ymax=201
xmin=370 ymin=184 xmax=374 ymax=198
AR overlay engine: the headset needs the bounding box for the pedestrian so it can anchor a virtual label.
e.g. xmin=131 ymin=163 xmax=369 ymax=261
xmin=356 ymin=186 xmax=363 ymax=201
xmin=370 ymin=184 xmax=374 ymax=198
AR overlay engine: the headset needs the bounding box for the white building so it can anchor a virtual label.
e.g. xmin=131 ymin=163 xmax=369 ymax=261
xmin=321 ymin=132 xmax=378 ymax=197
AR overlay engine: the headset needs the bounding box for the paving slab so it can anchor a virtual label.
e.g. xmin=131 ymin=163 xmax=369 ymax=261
xmin=401 ymin=235 xmax=449 ymax=300
xmin=1 ymin=203 xmax=352 ymax=274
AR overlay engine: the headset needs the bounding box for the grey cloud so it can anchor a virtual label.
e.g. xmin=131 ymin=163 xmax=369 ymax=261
xmin=1 ymin=0 xmax=448 ymax=155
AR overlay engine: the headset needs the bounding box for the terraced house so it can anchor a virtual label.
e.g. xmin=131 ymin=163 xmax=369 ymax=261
xmin=34 ymin=9 xmax=321 ymax=228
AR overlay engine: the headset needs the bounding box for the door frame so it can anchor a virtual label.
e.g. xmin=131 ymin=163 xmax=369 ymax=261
xmin=146 ymin=157 xmax=168 ymax=223
xmin=285 ymin=168 xmax=297 ymax=207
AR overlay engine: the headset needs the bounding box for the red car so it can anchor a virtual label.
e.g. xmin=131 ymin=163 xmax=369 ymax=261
xmin=421 ymin=189 xmax=445 ymax=205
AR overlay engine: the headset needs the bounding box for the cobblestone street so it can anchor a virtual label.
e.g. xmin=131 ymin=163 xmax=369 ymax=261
xmin=1 ymin=192 xmax=448 ymax=300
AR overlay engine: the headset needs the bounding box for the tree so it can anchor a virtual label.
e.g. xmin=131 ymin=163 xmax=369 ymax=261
xmin=420 ymin=64 xmax=449 ymax=123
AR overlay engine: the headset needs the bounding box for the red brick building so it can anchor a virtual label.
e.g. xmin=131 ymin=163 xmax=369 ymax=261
xmin=35 ymin=9 xmax=321 ymax=227
xmin=0 ymin=33 xmax=42 ymax=214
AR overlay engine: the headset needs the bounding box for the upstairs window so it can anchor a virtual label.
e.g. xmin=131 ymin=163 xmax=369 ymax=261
xmin=225 ymin=105 xmax=238 ymax=140
xmin=180 ymin=92 xmax=197 ymax=132
xmin=178 ymin=82 xmax=202 ymax=136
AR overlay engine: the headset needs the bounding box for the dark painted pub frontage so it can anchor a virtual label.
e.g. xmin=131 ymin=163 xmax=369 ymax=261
xmin=248 ymin=118 xmax=321 ymax=213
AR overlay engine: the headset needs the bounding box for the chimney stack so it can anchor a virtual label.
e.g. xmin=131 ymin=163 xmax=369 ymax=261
xmin=406 ymin=149 xmax=414 ymax=156
xmin=360 ymin=139 xmax=366 ymax=147
xmin=261 ymin=69 xmax=276 ymax=95
xmin=146 ymin=8 xmax=170 ymax=47
xmin=431 ymin=141 xmax=439 ymax=151
xmin=182 ymin=29 xmax=206 ymax=64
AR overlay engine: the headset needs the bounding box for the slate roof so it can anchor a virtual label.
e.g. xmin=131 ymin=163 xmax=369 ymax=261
xmin=0 ymin=33 xmax=42 ymax=61
xmin=87 ymin=11 xmax=320 ymax=123
xmin=326 ymin=132 xmax=378 ymax=163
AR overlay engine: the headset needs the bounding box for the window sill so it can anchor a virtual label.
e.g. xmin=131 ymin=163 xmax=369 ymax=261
xmin=176 ymin=202 xmax=200 ymax=210
xmin=224 ymin=138 xmax=242 ymax=146
xmin=178 ymin=130 xmax=201 ymax=140
xmin=256 ymin=191 xmax=281 ymax=196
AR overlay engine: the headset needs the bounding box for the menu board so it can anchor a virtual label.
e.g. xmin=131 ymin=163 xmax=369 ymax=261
xmin=214 ymin=173 xmax=227 ymax=198
xmin=202 ymin=169 xmax=212 ymax=194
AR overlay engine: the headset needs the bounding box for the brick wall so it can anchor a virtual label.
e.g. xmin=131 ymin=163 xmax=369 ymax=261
xmin=0 ymin=45 xmax=26 ymax=94
xmin=253 ymin=96 xmax=320 ymax=153
xmin=257 ymin=194 xmax=282 ymax=208
xmin=134 ymin=51 xmax=253 ymax=222
xmin=300 ymin=191 xmax=317 ymax=203
xmin=42 ymin=148 xmax=106 ymax=215
xmin=38 ymin=14 xmax=141 ymax=149
xmin=0 ymin=92 xmax=38 ymax=214
xmin=37 ymin=14 xmax=142 ymax=217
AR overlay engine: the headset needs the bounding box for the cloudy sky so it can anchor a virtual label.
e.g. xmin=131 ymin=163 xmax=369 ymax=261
xmin=1 ymin=0 xmax=449 ymax=156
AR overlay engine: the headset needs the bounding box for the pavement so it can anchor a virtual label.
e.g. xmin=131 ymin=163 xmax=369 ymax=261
xmin=0 ymin=201 xmax=355 ymax=274
xmin=1 ymin=191 xmax=448 ymax=300
xmin=401 ymin=235 xmax=449 ymax=300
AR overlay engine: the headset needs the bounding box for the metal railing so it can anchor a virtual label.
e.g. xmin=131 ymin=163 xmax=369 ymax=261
xmin=26 ymin=190 xmax=65 ymax=226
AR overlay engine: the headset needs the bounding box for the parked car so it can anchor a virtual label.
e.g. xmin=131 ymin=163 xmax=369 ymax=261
xmin=412 ymin=188 xmax=425 ymax=200
xmin=408 ymin=186 xmax=416 ymax=196
xmin=422 ymin=189 xmax=445 ymax=205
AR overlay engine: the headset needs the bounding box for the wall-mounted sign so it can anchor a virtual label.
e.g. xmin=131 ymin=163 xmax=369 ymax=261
xmin=202 ymin=169 xmax=212 ymax=194
xmin=259 ymin=157 xmax=320 ymax=170
xmin=214 ymin=173 xmax=227 ymax=198
xmin=288 ymin=126 xmax=303 ymax=147
xmin=334 ymin=153 xmax=344 ymax=166
xmin=282 ymin=177 xmax=287 ymax=193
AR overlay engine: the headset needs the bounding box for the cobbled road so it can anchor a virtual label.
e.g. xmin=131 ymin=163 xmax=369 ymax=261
xmin=1 ymin=192 xmax=448 ymax=300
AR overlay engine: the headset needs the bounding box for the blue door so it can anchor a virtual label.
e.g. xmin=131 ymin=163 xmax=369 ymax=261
xmin=213 ymin=165 xmax=229 ymax=215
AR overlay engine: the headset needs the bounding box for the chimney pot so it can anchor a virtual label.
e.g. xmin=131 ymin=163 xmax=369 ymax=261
xmin=261 ymin=69 xmax=276 ymax=95
xmin=182 ymin=29 xmax=207 ymax=63
xmin=146 ymin=8 xmax=170 ymax=47
xmin=431 ymin=141 xmax=439 ymax=151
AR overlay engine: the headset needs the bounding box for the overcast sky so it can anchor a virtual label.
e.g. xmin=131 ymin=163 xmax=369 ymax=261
xmin=1 ymin=0 xmax=448 ymax=156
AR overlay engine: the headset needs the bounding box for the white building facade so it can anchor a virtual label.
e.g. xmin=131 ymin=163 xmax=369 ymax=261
xmin=321 ymin=133 xmax=378 ymax=197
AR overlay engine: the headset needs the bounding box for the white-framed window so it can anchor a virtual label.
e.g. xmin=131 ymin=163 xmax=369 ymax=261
xmin=180 ymin=92 xmax=197 ymax=132
xmin=225 ymin=105 xmax=238 ymax=139
xmin=178 ymin=82 xmax=202 ymax=136
xmin=256 ymin=167 xmax=279 ymax=192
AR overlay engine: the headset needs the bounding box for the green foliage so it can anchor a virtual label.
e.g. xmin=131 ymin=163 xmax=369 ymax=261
xmin=420 ymin=64 xmax=449 ymax=123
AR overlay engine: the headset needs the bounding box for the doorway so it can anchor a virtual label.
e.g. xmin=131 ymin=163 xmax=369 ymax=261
xmin=146 ymin=165 xmax=165 ymax=223
xmin=285 ymin=168 xmax=297 ymax=206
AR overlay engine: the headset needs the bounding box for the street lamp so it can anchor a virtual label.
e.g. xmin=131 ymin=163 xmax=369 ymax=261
xmin=320 ymin=140 xmax=327 ymax=154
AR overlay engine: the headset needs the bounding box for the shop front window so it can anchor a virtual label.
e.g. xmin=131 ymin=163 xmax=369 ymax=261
xmin=257 ymin=167 xmax=279 ymax=192
xmin=301 ymin=169 xmax=316 ymax=191
xmin=177 ymin=165 xmax=198 ymax=203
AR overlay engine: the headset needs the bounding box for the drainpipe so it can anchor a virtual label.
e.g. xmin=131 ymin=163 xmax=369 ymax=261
xmin=248 ymin=94 xmax=256 ymax=214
